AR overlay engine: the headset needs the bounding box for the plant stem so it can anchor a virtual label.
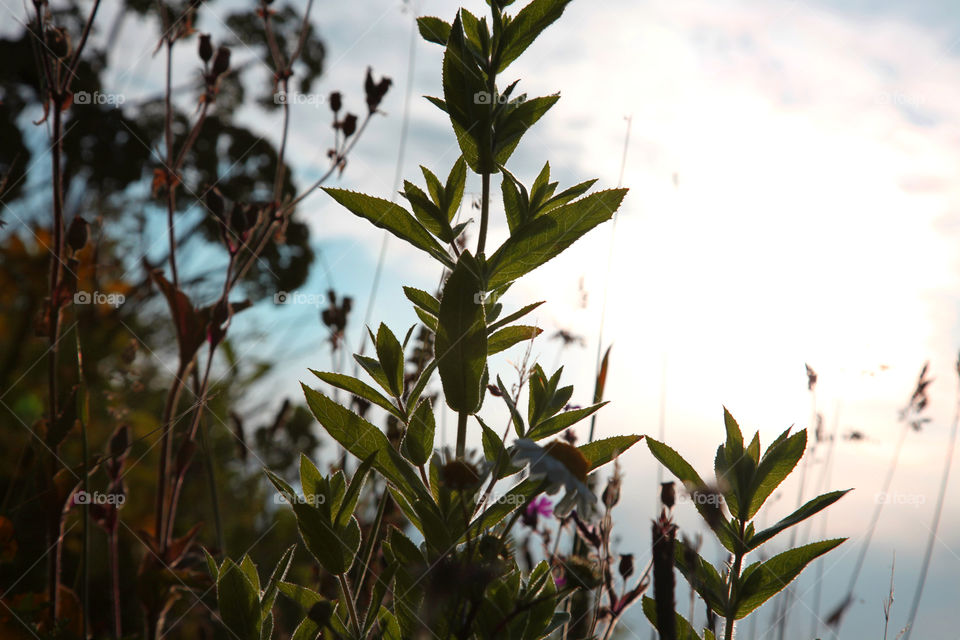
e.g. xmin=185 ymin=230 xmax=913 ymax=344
xmin=477 ymin=172 xmax=490 ymax=256
xmin=338 ymin=573 xmax=362 ymax=638
xmin=109 ymin=528 xmax=121 ymax=639
xmin=456 ymin=411 xmax=468 ymax=458
xmin=725 ymin=520 xmax=747 ymax=640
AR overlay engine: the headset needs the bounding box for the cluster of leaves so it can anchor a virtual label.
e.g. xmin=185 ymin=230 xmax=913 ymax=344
xmin=644 ymin=409 xmax=850 ymax=639
xmin=205 ymin=1 xmax=654 ymax=639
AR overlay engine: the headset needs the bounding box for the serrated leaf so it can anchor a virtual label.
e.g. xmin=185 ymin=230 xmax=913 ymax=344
xmin=336 ymin=453 xmax=377 ymax=528
xmin=494 ymin=95 xmax=559 ymax=166
xmin=401 ymin=400 xmax=437 ymax=467
xmin=417 ymin=16 xmax=451 ymax=45
xmin=673 ymin=543 xmax=727 ymax=616
xmin=301 ymin=385 xmax=428 ymax=505
xmin=375 ymin=323 xmax=405 ymax=397
xmin=354 ymin=354 xmax=394 ymax=394
xmin=734 ymin=539 xmax=846 ymax=619
xmin=747 ymin=489 xmax=851 ymax=551
xmin=747 ymin=428 xmax=806 ymax=519
xmin=403 ymin=286 xmax=440 ymax=316
xmin=487 ymin=301 xmax=545 ymax=333
xmin=526 ymin=402 xmax=607 ymax=441
xmin=497 ymin=0 xmax=574 ymax=72
xmin=487 ymin=189 xmax=627 ymax=288
xmin=488 ymin=325 xmax=541 ymax=354
xmin=444 ymin=156 xmax=467 ymax=221
xmin=641 ymin=596 xmax=705 ymax=640
xmin=310 ymin=370 xmax=403 ymax=420
xmin=218 ymin=560 xmax=262 ymax=640
xmin=261 ymin=545 xmax=296 ymax=617
xmin=322 ymin=189 xmax=452 ymax=266
xmin=443 ymin=13 xmax=492 ymax=173
xmin=435 ymin=252 xmax=488 ymax=413
xmin=294 ymin=502 xmax=360 ymax=574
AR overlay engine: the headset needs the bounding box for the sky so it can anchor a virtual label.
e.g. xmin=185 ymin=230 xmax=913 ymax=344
xmin=26 ymin=0 xmax=960 ymax=637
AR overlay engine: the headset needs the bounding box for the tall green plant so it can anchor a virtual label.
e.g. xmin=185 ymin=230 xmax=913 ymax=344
xmin=644 ymin=408 xmax=850 ymax=640
xmin=211 ymin=1 xmax=642 ymax=638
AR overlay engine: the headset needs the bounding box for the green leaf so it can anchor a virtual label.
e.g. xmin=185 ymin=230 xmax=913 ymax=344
xmin=335 ymin=453 xmax=376 ymax=529
xmin=435 ymin=252 xmax=488 ymax=414
xmin=414 ymin=308 xmax=438 ymax=332
xmin=310 ymin=370 xmax=402 ymax=420
xmin=747 ymin=428 xmax=806 ymax=519
xmin=487 ymin=301 xmax=545 ymax=333
xmin=722 ymin=406 xmax=745 ymax=458
xmin=539 ymin=179 xmax=598 ymax=215
xmin=417 ymin=16 xmax=451 ymax=45
xmin=401 ymin=400 xmax=437 ymax=467
xmin=673 ymin=543 xmax=727 ymax=616
xmin=487 ymin=189 xmax=627 ymax=288
xmin=497 ymin=0 xmax=574 ymax=72
xmin=322 ymin=188 xmax=452 ymax=266
xmin=747 ymin=489 xmax=852 ymax=551
xmin=301 ymin=385 xmax=428 ymax=505
xmin=420 ymin=166 xmax=445 ymax=206
xmin=444 ymin=156 xmax=467 ymax=221
xmin=402 ymin=180 xmax=449 ymax=240
xmin=443 ymin=13 xmax=492 ymax=173
xmin=501 ymin=166 xmax=530 ymax=232
xmin=354 ymin=354 xmax=394 ymax=394
xmin=645 ymin=437 xmax=708 ymax=489
xmin=487 ymin=325 xmax=542 ymax=354
xmin=494 ymin=95 xmax=559 ymax=166
xmin=495 ymin=375 xmax=525 ymax=437
xmin=526 ymin=402 xmax=607 ymax=441
xmin=641 ymin=596 xmax=706 ymax=640
xmin=278 ymin=582 xmax=326 ymax=610
xmin=403 ymin=286 xmax=440 ymax=316
xmin=240 ymin=554 xmax=261 ymax=595
xmin=294 ymin=502 xmax=361 ymax=574
xmin=579 ymin=435 xmax=642 ymax=469
xmin=375 ymin=323 xmax=406 ymax=397
xmin=218 ymin=560 xmax=262 ymax=640
xmin=406 ymin=359 xmax=437 ymax=410
xmin=261 ymin=545 xmax=296 ymax=617
xmin=734 ymin=539 xmax=846 ymax=619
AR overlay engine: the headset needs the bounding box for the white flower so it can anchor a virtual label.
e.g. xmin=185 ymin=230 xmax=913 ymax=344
xmin=511 ymin=438 xmax=598 ymax=519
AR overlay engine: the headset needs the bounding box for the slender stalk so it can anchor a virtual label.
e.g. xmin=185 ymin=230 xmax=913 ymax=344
xmin=109 ymin=528 xmax=121 ymax=639
xmin=725 ymin=519 xmax=747 ymax=640
xmin=199 ymin=420 xmax=225 ymax=553
xmin=477 ymin=172 xmax=490 ymax=256
xmin=903 ymin=374 xmax=960 ymax=639
xmin=456 ymin=411 xmax=468 ymax=458
xmin=338 ymin=573 xmax=362 ymax=637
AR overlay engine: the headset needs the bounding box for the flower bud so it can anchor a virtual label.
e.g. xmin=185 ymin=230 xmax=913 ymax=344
xmin=660 ymin=481 xmax=675 ymax=508
xmin=618 ymin=553 xmax=635 ymax=579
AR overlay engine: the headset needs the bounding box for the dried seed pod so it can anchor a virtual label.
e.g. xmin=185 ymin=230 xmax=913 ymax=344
xmin=660 ymin=481 xmax=675 ymax=508
xmin=618 ymin=553 xmax=635 ymax=580
xmin=340 ymin=113 xmax=358 ymax=137
xmin=212 ymin=46 xmax=231 ymax=77
xmin=328 ymin=91 xmax=342 ymax=113
xmin=66 ymin=216 xmax=89 ymax=252
xmin=364 ymin=67 xmax=392 ymax=113
xmin=198 ymin=33 xmax=213 ymax=63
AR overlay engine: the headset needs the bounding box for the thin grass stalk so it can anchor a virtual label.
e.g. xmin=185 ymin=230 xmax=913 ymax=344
xmin=809 ymin=401 xmax=841 ymax=639
xmin=587 ymin=116 xmax=631 ymax=443
xmin=902 ymin=365 xmax=960 ymax=639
